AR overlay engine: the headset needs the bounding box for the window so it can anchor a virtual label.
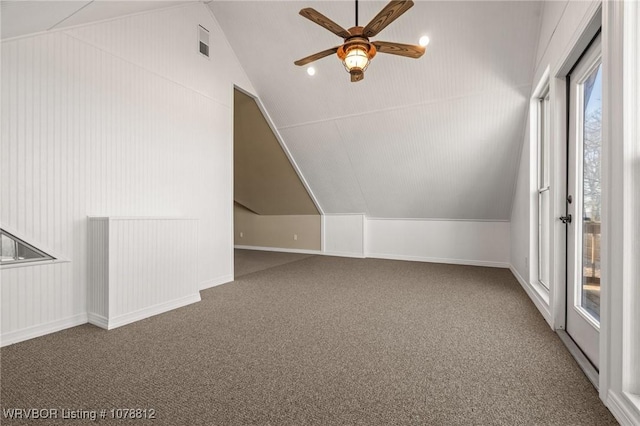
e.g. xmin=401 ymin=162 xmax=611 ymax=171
xmin=0 ymin=229 xmax=54 ymax=265
xmin=537 ymin=88 xmax=551 ymax=289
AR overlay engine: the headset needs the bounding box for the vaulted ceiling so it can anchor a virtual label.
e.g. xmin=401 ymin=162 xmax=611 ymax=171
xmin=0 ymin=1 xmax=190 ymax=39
xmin=2 ymin=0 xmax=543 ymax=221
xmin=210 ymin=1 xmax=542 ymax=220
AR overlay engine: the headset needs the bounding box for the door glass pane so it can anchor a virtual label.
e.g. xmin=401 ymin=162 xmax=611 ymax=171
xmin=539 ymin=189 xmax=550 ymax=287
xmin=581 ymin=63 xmax=602 ymax=322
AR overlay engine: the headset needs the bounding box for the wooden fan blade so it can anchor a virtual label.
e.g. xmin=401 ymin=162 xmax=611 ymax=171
xmin=294 ymin=46 xmax=340 ymax=66
xmin=373 ymin=41 xmax=425 ymax=58
xmin=299 ymin=8 xmax=351 ymax=39
xmin=363 ymin=0 xmax=414 ymax=38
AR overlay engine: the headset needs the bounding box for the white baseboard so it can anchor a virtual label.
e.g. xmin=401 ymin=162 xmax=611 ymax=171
xmin=235 ymin=245 xmax=509 ymax=265
xmin=0 ymin=313 xmax=88 ymax=347
xmin=607 ymin=390 xmax=640 ymax=426
xmin=200 ymin=274 xmax=233 ymax=290
xmin=234 ymin=245 xmax=364 ymax=259
xmin=367 ymin=252 xmax=510 ymax=269
xmin=87 ymin=313 xmax=109 ymax=330
xmin=235 ymin=245 xmax=323 ymax=255
xmin=105 ymin=293 xmax=201 ymax=330
xmin=509 ymin=265 xmax=553 ymax=327
xmin=323 ymin=251 xmax=365 ymax=259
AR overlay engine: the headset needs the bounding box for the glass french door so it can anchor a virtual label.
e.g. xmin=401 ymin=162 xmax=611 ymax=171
xmin=566 ymin=34 xmax=602 ymax=369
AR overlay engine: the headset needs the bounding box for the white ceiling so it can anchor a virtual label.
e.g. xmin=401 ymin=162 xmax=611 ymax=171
xmin=2 ymin=0 xmax=543 ymax=220
xmin=210 ymin=1 xmax=542 ymax=220
xmin=1 ymin=0 xmax=192 ymax=40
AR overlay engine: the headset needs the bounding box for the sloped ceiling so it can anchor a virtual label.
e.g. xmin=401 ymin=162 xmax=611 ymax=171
xmin=234 ymin=89 xmax=320 ymax=215
xmin=210 ymin=1 xmax=542 ymax=220
xmin=1 ymin=0 xmax=191 ymax=40
xmin=2 ymin=0 xmax=543 ymax=221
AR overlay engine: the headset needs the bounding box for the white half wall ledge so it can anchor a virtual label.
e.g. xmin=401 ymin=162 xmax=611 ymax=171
xmin=88 ymin=217 xmax=201 ymax=329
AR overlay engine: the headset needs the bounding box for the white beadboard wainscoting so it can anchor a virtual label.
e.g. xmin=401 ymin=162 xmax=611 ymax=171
xmin=88 ymin=217 xmax=200 ymax=330
xmin=322 ymin=214 xmax=365 ymax=258
xmin=0 ymin=3 xmax=255 ymax=346
xmin=366 ymin=218 xmax=511 ymax=268
xmin=249 ymin=215 xmax=510 ymax=268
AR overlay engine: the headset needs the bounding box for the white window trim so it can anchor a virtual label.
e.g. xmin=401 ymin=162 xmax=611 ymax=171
xmin=0 ymin=225 xmax=69 ymax=269
xmin=537 ymin=85 xmax=551 ymax=291
xmin=529 ymin=66 xmax=552 ymax=307
xmin=621 ymin=0 xmax=640 ymax=411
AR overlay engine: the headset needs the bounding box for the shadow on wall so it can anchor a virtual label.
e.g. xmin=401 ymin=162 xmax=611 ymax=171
xmin=233 ymin=89 xmax=320 ymax=250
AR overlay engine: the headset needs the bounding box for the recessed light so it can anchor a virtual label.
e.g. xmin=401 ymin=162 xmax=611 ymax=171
xmin=307 ymin=67 xmax=316 ymax=76
xmin=419 ymin=36 xmax=430 ymax=47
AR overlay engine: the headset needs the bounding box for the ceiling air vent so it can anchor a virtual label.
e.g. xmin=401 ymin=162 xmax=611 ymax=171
xmin=199 ymin=25 xmax=210 ymax=58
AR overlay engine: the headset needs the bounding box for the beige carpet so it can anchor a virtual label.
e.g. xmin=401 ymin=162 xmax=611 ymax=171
xmin=234 ymin=248 xmax=313 ymax=277
xmin=1 ymin=255 xmax=617 ymax=425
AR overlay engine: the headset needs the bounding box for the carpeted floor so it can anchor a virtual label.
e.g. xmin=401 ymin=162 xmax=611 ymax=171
xmin=234 ymin=248 xmax=313 ymax=277
xmin=1 ymin=255 xmax=617 ymax=425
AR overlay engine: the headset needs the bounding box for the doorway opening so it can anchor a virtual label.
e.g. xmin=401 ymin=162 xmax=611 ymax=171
xmin=232 ymin=88 xmax=321 ymax=278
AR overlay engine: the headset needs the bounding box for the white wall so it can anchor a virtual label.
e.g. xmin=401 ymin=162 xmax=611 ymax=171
xmin=87 ymin=217 xmax=200 ymax=331
xmin=510 ymin=0 xmax=597 ymax=316
xmin=323 ymin=214 xmax=365 ymax=258
xmin=0 ymin=3 xmax=256 ymax=345
xmin=510 ymin=0 xmax=640 ymax=423
xmin=367 ymin=219 xmax=510 ymax=268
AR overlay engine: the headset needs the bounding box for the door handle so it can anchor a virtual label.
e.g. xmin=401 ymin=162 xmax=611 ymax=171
xmin=560 ymin=214 xmax=572 ymax=224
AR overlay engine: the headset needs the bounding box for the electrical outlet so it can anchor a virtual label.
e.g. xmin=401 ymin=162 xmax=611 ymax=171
xmin=293 ymin=234 xmax=298 ymax=241
xmin=240 ymin=232 xmax=243 ymax=238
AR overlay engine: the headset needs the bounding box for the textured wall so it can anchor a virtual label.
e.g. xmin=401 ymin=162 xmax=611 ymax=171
xmin=87 ymin=217 xmax=200 ymax=329
xmin=0 ymin=3 xmax=255 ymax=344
xmin=367 ymin=219 xmax=510 ymax=267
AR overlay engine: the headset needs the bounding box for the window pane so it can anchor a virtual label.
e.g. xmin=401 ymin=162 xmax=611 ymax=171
xmin=543 ymin=96 xmax=550 ymax=187
xmin=17 ymin=243 xmax=45 ymax=260
xmin=0 ymin=231 xmax=54 ymax=265
xmin=581 ymin=64 xmax=602 ymax=322
xmin=539 ymin=189 xmax=550 ymax=288
xmin=539 ymin=99 xmax=546 ymax=188
xmin=1 ymin=234 xmax=16 ymax=261
xmin=537 ymin=88 xmax=550 ymax=290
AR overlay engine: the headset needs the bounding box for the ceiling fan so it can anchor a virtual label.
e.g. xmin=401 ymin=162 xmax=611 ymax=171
xmin=294 ymin=0 xmax=426 ymax=82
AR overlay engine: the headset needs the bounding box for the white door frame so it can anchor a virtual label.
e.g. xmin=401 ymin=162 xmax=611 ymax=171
xmin=566 ymin=34 xmax=602 ymax=369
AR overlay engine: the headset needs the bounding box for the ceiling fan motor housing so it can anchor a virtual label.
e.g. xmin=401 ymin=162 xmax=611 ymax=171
xmin=337 ymin=33 xmax=377 ymax=75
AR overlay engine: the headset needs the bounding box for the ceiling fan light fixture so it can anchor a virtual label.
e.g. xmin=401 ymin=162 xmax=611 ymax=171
xmin=343 ymin=45 xmax=370 ymax=72
xmin=295 ymin=0 xmax=425 ymax=82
